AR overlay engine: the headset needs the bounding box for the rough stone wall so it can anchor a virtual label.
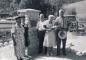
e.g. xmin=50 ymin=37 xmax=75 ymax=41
xmin=28 ymin=27 xmax=39 ymax=56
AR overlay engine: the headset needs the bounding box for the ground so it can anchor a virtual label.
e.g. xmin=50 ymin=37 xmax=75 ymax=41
xmin=0 ymin=32 xmax=86 ymax=60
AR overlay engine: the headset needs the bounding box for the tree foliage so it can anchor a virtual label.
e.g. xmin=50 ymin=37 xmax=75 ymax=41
xmin=0 ymin=0 xmax=83 ymax=16
xmin=0 ymin=0 xmax=12 ymax=14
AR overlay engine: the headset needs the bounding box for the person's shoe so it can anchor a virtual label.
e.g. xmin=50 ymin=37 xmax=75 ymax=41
xmin=50 ymin=53 xmax=53 ymax=56
xmin=63 ymin=53 xmax=66 ymax=56
xmin=22 ymin=56 xmax=32 ymax=60
xmin=46 ymin=53 xmax=50 ymax=57
xmin=43 ymin=47 xmax=47 ymax=55
xmin=38 ymin=52 xmax=41 ymax=54
xmin=62 ymin=50 xmax=66 ymax=56
xmin=38 ymin=50 xmax=42 ymax=54
xmin=56 ymin=53 xmax=61 ymax=56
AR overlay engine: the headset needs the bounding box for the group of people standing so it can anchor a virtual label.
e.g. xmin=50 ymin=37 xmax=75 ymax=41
xmin=37 ymin=9 xmax=67 ymax=56
xmin=11 ymin=9 xmax=67 ymax=60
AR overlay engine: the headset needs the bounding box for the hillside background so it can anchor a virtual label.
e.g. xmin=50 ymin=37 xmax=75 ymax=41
xmin=0 ymin=0 xmax=84 ymax=17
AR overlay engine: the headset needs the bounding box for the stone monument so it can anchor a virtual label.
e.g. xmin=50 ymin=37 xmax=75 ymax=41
xmin=17 ymin=9 xmax=40 ymax=56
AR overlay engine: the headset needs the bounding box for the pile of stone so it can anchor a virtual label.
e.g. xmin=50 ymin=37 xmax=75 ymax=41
xmin=28 ymin=27 xmax=39 ymax=56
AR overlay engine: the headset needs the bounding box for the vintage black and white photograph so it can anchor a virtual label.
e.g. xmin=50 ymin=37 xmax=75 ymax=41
xmin=0 ymin=0 xmax=86 ymax=60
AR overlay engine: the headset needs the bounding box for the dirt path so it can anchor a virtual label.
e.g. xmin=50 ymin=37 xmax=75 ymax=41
xmin=0 ymin=32 xmax=86 ymax=60
xmin=0 ymin=42 xmax=17 ymax=60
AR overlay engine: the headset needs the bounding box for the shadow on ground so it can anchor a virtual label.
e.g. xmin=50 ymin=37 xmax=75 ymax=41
xmin=32 ymin=48 xmax=86 ymax=60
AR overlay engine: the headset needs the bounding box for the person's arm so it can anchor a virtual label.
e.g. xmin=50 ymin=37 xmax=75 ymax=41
xmin=43 ymin=25 xmax=50 ymax=31
xmin=11 ymin=26 xmax=17 ymax=46
xmin=52 ymin=20 xmax=59 ymax=29
xmin=11 ymin=33 xmax=16 ymax=46
xmin=36 ymin=22 xmax=38 ymax=29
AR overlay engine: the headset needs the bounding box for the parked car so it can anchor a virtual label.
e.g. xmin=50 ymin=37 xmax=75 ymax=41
xmin=64 ymin=15 xmax=78 ymax=32
xmin=78 ymin=24 xmax=85 ymax=32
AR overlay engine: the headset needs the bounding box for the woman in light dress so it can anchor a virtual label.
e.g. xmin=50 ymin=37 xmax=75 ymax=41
xmin=43 ymin=15 xmax=56 ymax=56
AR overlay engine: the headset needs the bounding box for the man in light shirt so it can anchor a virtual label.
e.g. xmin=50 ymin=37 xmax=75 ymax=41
xmin=54 ymin=9 xmax=67 ymax=56
xmin=37 ymin=14 xmax=46 ymax=54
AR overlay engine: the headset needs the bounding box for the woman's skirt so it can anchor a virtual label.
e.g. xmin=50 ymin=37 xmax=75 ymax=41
xmin=43 ymin=30 xmax=56 ymax=47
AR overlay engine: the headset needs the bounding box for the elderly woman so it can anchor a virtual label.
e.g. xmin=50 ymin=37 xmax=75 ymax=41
xmin=11 ymin=17 xmax=25 ymax=60
xmin=43 ymin=15 xmax=56 ymax=56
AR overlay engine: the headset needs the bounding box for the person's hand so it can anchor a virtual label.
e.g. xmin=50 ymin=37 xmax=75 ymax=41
xmin=43 ymin=25 xmax=47 ymax=28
